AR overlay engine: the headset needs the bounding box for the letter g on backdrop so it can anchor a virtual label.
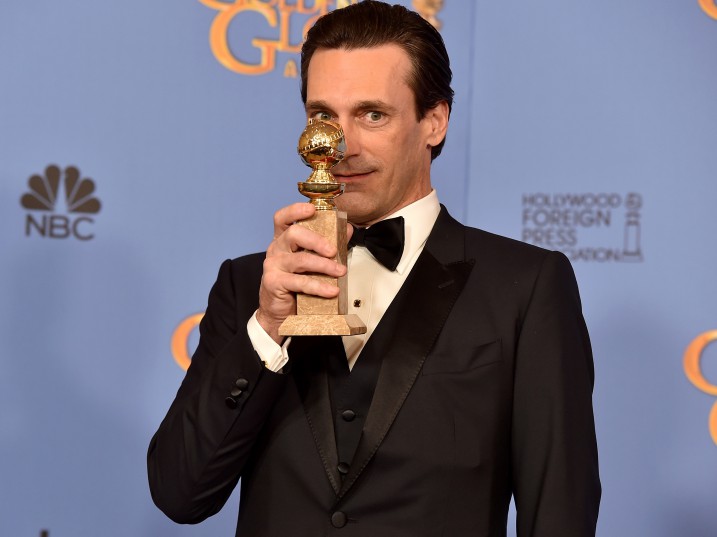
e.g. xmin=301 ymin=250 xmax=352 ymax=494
xmin=699 ymin=0 xmax=717 ymax=20
xmin=684 ymin=330 xmax=717 ymax=444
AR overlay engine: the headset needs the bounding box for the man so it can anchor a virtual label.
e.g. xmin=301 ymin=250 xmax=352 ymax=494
xmin=148 ymin=2 xmax=600 ymax=536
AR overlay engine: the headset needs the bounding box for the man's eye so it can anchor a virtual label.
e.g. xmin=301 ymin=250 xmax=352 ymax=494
xmin=367 ymin=111 xmax=383 ymax=122
xmin=313 ymin=111 xmax=333 ymax=121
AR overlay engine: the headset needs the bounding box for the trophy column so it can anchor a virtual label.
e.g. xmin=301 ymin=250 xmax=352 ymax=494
xmin=278 ymin=119 xmax=366 ymax=337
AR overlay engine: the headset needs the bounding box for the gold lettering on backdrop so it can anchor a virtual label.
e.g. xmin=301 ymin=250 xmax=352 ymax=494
xmin=412 ymin=0 xmax=444 ymax=30
xmin=199 ymin=0 xmax=360 ymax=76
xmin=699 ymin=0 xmax=717 ymax=20
xmin=284 ymin=58 xmax=298 ymax=78
xmin=199 ymin=0 xmax=444 ymax=76
xmin=684 ymin=330 xmax=717 ymax=445
xmin=171 ymin=313 xmax=205 ymax=371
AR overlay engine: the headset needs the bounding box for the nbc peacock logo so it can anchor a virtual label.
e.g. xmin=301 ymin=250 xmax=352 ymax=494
xmin=20 ymin=165 xmax=102 ymax=241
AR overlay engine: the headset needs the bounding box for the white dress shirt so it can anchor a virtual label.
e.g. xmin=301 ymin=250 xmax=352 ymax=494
xmin=247 ymin=190 xmax=441 ymax=371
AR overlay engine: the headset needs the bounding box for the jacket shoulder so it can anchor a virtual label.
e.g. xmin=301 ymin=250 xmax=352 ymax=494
xmin=464 ymin=226 xmax=552 ymax=261
xmin=219 ymin=252 xmax=266 ymax=292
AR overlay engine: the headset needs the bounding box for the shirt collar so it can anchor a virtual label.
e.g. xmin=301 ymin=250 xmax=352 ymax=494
xmin=375 ymin=190 xmax=440 ymax=274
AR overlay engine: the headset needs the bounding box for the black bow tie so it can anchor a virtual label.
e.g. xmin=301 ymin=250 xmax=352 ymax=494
xmin=348 ymin=216 xmax=405 ymax=271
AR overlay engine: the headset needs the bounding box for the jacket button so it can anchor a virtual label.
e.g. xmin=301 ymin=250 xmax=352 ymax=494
xmin=337 ymin=462 xmax=350 ymax=475
xmin=230 ymin=388 xmax=242 ymax=397
xmin=235 ymin=378 xmax=249 ymax=390
xmin=224 ymin=396 xmax=238 ymax=409
xmin=341 ymin=409 xmax=356 ymax=422
xmin=331 ymin=511 xmax=347 ymax=528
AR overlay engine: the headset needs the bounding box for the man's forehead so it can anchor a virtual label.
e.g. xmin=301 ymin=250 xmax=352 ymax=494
xmin=305 ymin=45 xmax=412 ymax=101
xmin=308 ymin=43 xmax=411 ymax=75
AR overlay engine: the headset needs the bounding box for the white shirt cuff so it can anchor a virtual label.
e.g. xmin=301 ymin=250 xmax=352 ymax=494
xmin=247 ymin=311 xmax=290 ymax=372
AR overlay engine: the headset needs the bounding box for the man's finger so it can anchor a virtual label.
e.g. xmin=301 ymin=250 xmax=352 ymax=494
xmin=264 ymin=251 xmax=346 ymax=279
xmin=280 ymin=273 xmax=342 ymax=298
xmin=273 ymin=223 xmax=339 ymax=259
xmin=273 ymin=202 xmax=316 ymax=236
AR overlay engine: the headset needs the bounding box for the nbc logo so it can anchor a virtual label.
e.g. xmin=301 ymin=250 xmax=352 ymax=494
xmin=20 ymin=165 xmax=101 ymax=241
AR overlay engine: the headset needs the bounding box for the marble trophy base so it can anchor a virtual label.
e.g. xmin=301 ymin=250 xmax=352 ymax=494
xmin=278 ymin=209 xmax=367 ymax=336
xmin=278 ymin=313 xmax=366 ymax=336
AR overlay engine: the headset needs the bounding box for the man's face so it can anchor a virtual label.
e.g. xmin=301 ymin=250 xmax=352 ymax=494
xmin=305 ymin=45 xmax=448 ymax=226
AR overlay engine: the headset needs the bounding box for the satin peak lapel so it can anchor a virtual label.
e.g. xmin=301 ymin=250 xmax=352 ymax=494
xmin=336 ymin=231 xmax=474 ymax=499
xmin=292 ymin=336 xmax=343 ymax=495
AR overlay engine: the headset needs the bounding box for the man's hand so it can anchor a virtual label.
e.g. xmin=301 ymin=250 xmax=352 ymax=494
xmin=256 ymin=202 xmax=351 ymax=344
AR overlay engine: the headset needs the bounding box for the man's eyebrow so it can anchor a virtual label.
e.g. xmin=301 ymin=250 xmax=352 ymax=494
xmin=353 ymin=100 xmax=396 ymax=113
xmin=304 ymin=100 xmax=398 ymax=114
xmin=304 ymin=100 xmax=333 ymax=112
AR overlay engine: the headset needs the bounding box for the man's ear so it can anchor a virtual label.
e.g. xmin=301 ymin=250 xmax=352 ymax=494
xmin=425 ymin=101 xmax=449 ymax=148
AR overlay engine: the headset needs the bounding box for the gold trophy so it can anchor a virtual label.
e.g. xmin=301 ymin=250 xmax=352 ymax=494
xmin=278 ymin=119 xmax=367 ymax=336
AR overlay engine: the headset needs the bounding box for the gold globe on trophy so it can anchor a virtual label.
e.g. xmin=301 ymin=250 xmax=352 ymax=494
xmin=278 ymin=119 xmax=367 ymax=336
xmin=297 ymin=119 xmax=346 ymax=209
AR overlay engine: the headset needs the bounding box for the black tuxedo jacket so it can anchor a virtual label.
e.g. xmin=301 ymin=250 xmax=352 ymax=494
xmin=148 ymin=207 xmax=600 ymax=536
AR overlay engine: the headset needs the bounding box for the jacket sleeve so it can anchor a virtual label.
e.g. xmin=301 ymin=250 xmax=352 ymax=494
xmin=512 ymin=251 xmax=601 ymax=536
xmin=147 ymin=256 xmax=289 ymax=524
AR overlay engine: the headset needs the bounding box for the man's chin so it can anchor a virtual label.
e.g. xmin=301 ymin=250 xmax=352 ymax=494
xmin=335 ymin=195 xmax=373 ymax=225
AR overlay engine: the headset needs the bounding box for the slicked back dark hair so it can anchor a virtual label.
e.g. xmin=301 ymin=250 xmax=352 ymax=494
xmin=300 ymin=0 xmax=453 ymax=160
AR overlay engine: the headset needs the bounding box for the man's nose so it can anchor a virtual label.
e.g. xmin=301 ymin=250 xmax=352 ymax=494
xmin=339 ymin=120 xmax=361 ymax=158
